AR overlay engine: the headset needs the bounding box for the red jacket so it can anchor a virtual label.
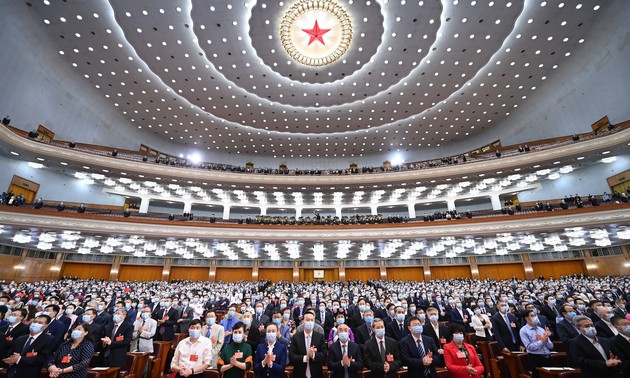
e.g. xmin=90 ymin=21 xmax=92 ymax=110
xmin=443 ymin=340 xmax=484 ymax=378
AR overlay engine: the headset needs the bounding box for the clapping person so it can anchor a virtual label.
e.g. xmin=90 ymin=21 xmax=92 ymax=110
xmin=218 ymin=321 xmax=253 ymax=378
xmin=47 ymin=323 xmax=94 ymax=378
xmin=131 ymin=306 xmax=156 ymax=353
xmin=327 ymin=323 xmax=363 ymax=378
xmin=254 ymin=323 xmax=287 ymax=378
xmin=443 ymin=324 xmax=484 ymax=378
xmin=170 ymin=319 xmax=212 ymax=378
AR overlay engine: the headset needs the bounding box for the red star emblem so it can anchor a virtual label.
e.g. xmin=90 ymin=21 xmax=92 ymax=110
xmin=302 ymin=20 xmax=331 ymax=46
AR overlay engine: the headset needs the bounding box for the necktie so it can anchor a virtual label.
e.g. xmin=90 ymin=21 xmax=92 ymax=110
xmin=592 ymin=338 xmax=608 ymax=360
xmin=379 ymin=340 xmax=386 ymax=361
xmin=111 ymin=324 xmax=119 ymax=340
xmin=6 ymin=326 xmax=12 ymax=335
xmin=399 ymin=323 xmax=403 ymax=334
xmin=206 ymin=325 xmax=212 ymax=338
xmin=505 ymin=315 xmax=516 ymax=344
xmin=342 ymin=344 xmax=349 ymax=378
xmin=417 ymin=339 xmax=431 ymax=377
xmin=21 ymin=337 xmax=34 ymax=356
xmin=305 ymin=334 xmax=312 ymax=378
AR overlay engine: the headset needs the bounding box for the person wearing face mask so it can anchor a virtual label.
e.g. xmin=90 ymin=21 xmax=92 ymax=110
xmin=470 ymin=304 xmax=494 ymax=342
xmin=253 ymin=302 xmax=271 ymax=331
xmin=47 ymin=323 xmax=94 ymax=378
xmin=609 ymin=315 xmax=630 ymax=376
xmin=131 ymin=306 xmax=156 ymax=353
xmin=93 ymin=301 xmax=112 ymax=328
xmin=491 ymin=301 xmax=524 ymax=353
xmin=326 ymin=323 xmax=364 ymax=378
xmin=42 ymin=304 xmax=70 ymax=349
xmin=154 ymin=297 xmax=179 ymax=342
xmin=202 ymin=311 xmax=225 ymax=367
xmin=98 ymin=308 xmax=132 ymax=369
xmin=297 ymin=309 xmax=325 ymax=335
xmin=242 ymin=311 xmax=263 ymax=352
xmin=221 ymin=305 xmax=240 ymax=344
xmin=2 ymin=314 xmax=55 ymax=378
xmin=450 ymin=300 xmax=470 ymax=332
xmin=289 ymin=312 xmax=327 ymax=378
xmin=400 ymin=316 xmax=440 ymax=378
xmin=177 ymin=297 xmax=194 ymax=334
xmin=315 ymin=302 xmax=334 ymax=338
xmin=0 ymin=309 xmax=28 ymax=360
xmin=218 ymin=321 xmax=253 ymax=378
xmin=254 ymin=323 xmax=288 ymax=378
xmin=595 ymin=305 xmax=619 ymax=339
xmin=354 ymin=309 xmax=375 ymax=351
xmin=422 ymin=308 xmax=450 ymax=357
xmin=78 ymin=309 xmax=103 ymax=349
xmin=444 ymin=324 xmax=484 ymax=378
xmin=557 ymin=303 xmax=580 ymax=345
xmin=293 ymin=297 xmax=306 ymax=326
xmin=170 ymin=319 xmax=212 ymax=378
xmin=386 ymin=306 xmax=410 ymax=341
xmin=519 ymin=309 xmax=554 ymax=378
xmin=568 ymin=315 xmax=623 ymax=378
xmin=363 ymin=318 xmax=401 ymax=378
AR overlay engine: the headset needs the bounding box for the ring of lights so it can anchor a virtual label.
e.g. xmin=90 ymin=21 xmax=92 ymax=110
xmin=280 ymin=0 xmax=352 ymax=67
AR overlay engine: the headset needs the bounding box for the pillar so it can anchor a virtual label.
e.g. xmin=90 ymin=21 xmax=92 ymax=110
xmin=582 ymin=250 xmax=600 ymax=276
xmin=162 ymin=258 xmax=172 ymax=281
xmin=293 ymin=261 xmax=299 ymax=282
xmin=490 ymin=194 xmax=502 ymax=210
xmin=407 ymin=203 xmax=416 ymax=219
xmin=109 ymin=255 xmax=121 ymax=281
xmin=521 ymin=253 xmax=534 ymax=280
xmin=222 ymin=205 xmax=231 ymax=220
xmin=260 ymin=207 xmax=267 ymax=216
xmin=295 ymin=207 xmax=302 ymax=218
xmin=183 ymin=201 xmax=192 ymax=215
xmin=252 ymin=260 xmax=259 ymax=281
xmin=139 ymin=197 xmax=151 ymax=213
xmin=379 ymin=260 xmax=387 ymax=280
xmin=469 ymin=256 xmax=480 ymax=280
xmin=446 ymin=199 xmax=456 ymax=211
xmin=336 ymin=207 xmax=343 ymax=218
xmin=209 ymin=260 xmax=217 ymax=282
xmin=370 ymin=205 xmax=378 ymax=215
xmin=422 ymin=258 xmax=431 ymax=281
xmin=339 ymin=260 xmax=346 ymax=282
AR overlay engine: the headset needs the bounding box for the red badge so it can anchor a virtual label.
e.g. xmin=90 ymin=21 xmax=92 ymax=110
xmin=26 ymin=352 xmax=36 ymax=357
xmin=61 ymin=355 xmax=72 ymax=364
xmin=440 ymin=338 xmax=446 ymax=344
xmin=535 ymin=334 xmax=542 ymax=341
xmin=115 ymin=336 xmax=124 ymax=341
xmin=510 ymin=322 xmax=516 ymax=328
xmin=5 ymin=336 xmax=12 ymax=341
xmin=183 ymin=313 xmax=188 ymax=317
xmin=456 ymin=351 xmax=466 ymax=359
xmin=164 ymin=316 xmax=170 ymax=321
xmin=189 ymin=354 xmax=199 ymax=362
xmin=386 ymin=354 xmax=394 ymax=362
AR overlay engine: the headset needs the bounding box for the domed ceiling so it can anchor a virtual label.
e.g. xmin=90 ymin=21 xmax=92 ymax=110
xmin=25 ymin=0 xmax=605 ymax=160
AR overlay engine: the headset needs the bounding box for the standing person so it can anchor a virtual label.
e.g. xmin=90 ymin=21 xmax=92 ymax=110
xmin=363 ymin=318 xmax=401 ymax=378
xmin=400 ymin=316 xmax=440 ymax=378
xmin=326 ymin=323 xmax=364 ymax=378
xmin=254 ymin=323 xmax=288 ymax=378
xmin=47 ymin=323 xmax=95 ymax=378
xmin=568 ymin=315 xmax=623 ymax=378
xmin=218 ymin=321 xmax=253 ymax=378
xmin=0 ymin=308 xmax=29 ymax=359
xmin=202 ymin=311 xmax=225 ymax=368
xmin=170 ymin=319 xmax=213 ymax=378
xmin=131 ymin=306 xmax=157 ymax=353
xmin=154 ymin=297 xmax=179 ymax=341
xmin=220 ymin=305 xmax=239 ymax=344
xmin=609 ymin=316 xmax=630 ymax=377
xmin=443 ymin=324 xmax=484 ymax=378
xmin=2 ymin=315 xmax=56 ymax=378
xmin=289 ymin=312 xmax=327 ymax=378
xmin=470 ymin=304 xmax=494 ymax=341
xmin=519 ymin=309 xmax=554 ymax=378
xmin=491 ymin=301 xmax=523 ymax=353
xmin=99 ymin=308 xmax=133 ymax=369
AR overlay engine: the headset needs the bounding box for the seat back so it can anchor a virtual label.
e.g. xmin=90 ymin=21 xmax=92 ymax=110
xmin=118 ymin=353 xmax=138 ymax=378
xmin=153 ymin=341 xmax=171 ymax=376
xmin=129 ymin=352 xmax=150 ymax=378
xmin=552 ymin=341 xmax=567 ymax=353
xmin=502 ymin=352 xmax=528 ymax=378
xmin=478 ymin=341 xmax=493 ymax=378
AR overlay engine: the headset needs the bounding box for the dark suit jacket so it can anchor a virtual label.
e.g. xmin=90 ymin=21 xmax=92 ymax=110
xmin=45 ymin=317 xmax=70 ymax=348
xmin=100 ymin=321 xmax=133 ymax=368
xmin=423 ymin=322 xmax=451 ymax=350
xmin=349 ymin=311 xmax=365 ymax=331
xmin=491 ymin=312 xmax=521 ymax=351
xmin=293 ymin=306 xmax=305 ymax=325
xmin=327 ymin=340 xmax=363 ymax=378
xmin=5 ymin=332 xmax=56 ymax=378
xmin=540 ymin=304 xmax=561 ymax=323
xmin=153 ymin=307 xmax=179 ymax=341
xmin=253 ymin=341 xmax=288 ymax=378
xmin=124 ymin=309 xmax=137 ymax=326
xmin=594 ymin=320 xmax=617 ymax=339
xmin=245 ymin=326 xmax=262 ymax=352
xmin=556 ymin=318 xmax=579 ymax=344
xmin=289 ymin=330 xmax=327 ymax=378
xmin=363 ymin=336 xmax=401 ymax=378
xmin=354 ymin=324 xmax=372 ymax=349
xmin=400 ymin=334 xmax=440 ymax=378
xmin=177 ymin=306 xmax=194 ymax=333
xmin=94 ymin=311 xmax=113 ymax=327
xmin=385 ymin=320 xmax=408 ymax=341
xmin=568 ymin=334 xmax=623 ymax=378
xmin=253 ymin=312 xmax=270 ymax=330
xmin=450 ymin=308 xmax=470 ymax=330
xmin=315 ymin=310 xmax=334 ymax=336
xmin=0 ymin=323 xmax=29 ymax=359
xmin=610 ymin=334 xmax=630 ymax=377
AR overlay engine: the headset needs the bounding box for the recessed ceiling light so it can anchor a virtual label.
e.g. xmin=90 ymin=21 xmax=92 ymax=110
xmin=576 ymin=156 xmax=585 ymax=160
xmin=36 ymin=157 xmax=45 ymax=161
xmin=10 ymin=151 xmax=19 ymax=156
xmin=601 ymin=150 xmax=611 ymax=155
xmin=60 ymin=162 xmax=68 ymax=166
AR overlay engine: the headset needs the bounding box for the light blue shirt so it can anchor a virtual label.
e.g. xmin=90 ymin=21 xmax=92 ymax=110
xmin=519 ymin=324 xmax=553 ymax=355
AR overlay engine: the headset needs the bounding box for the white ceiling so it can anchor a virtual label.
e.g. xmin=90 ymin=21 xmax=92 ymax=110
xmin=21 ymin=0 xmax=609 ymax=160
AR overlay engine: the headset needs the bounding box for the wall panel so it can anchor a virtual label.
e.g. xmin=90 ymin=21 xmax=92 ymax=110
xmin=119 ymin=265 xmax=162 ymax=281
xmin=430 ymin=266 xmax=472 ymax=280
xmin=532 ymin=260 xmax=585 ymax=278
xmin=478 ymin=263 xmax=525 ymax=280
xmin=215 ymin=268 xmax=253 ymax=282
xmin=62 ymin=263 xmax=111 ymax=280
xmin=345 ymin=268 xmax=381 ymax=283
xmin=386 ymin=267 xmax=424 ymax=281
xmin=258 ymin=268 xmax=293 ymax=283
xmin=170 ymin=267 xmax=209 ymax=281
xmin=299 ymin=269 xmax=339 ymax=282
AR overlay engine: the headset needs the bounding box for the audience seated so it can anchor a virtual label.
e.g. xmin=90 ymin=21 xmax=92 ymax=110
xmin=0 ymin=274 xmax=628 ymax=376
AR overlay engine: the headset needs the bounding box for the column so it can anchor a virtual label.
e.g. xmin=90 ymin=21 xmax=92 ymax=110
xmin=379 ymin=260 xmax=387 ymax=280
xmin=339 ymin=260 xmax=346 ymax=282
xmin=446 ymin=199 xmax=456 ymax=211
xmin=582 ymin=250 xmax=600 ymax=276
xmin=162 ymin=258 xmax=172 ymax=281
xmin=252 ymin=260 xmax=259 ymax=281
xmin=469 ymin=256 xmax=480 ymax=280
xmin=209 ymin=260 xmax=217 ymax=282
xmin=139 ymin=197 xmax=151 ymax=213
xmin=370 ymin=205 xmax=378 ymax=215
xmin=183 ymin=201 xmax=192 ymax=215
xmin=335 ymin=207 xmax=343 ymax=218
xmin=222 ymin=205 xmax=231 ymax=220
xmin=490 ymin=194 xmax=502 ymax=210
xmin=407 ymin=203 xmax=416 ymax=219
xmin=295 ymin=207 xmax=302 ymax=218
xmin=109 ymin=255 xmax=121 ymax=281
xmin=260 ymin=207 xmax=267 ymax=216
xmin=293 ymin=261 xmax=299 ymax=282
xmin=521 ymin=254 xmax=534 ymax=280
xmin=422 ymin=258 xmax=431 ymax=281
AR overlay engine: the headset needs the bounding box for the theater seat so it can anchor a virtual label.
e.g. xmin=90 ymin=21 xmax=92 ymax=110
xmin=202 ymin=369 xmax=220 ymax=378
